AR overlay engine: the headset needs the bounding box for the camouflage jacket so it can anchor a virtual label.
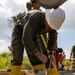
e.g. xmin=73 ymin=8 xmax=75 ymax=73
xmin=12 ymin=10 xmax=57 ymax=55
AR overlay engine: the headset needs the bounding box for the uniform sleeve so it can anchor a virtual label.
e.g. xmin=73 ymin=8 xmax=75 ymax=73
xmin=22 ymin=16 xmax=39 ymax=55
xmin=47 ymin=30 xmax=57 ymax=52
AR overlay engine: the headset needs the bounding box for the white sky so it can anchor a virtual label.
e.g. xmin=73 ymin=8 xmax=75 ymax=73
xmin=0 ymin=0 xmax=75 ymax=59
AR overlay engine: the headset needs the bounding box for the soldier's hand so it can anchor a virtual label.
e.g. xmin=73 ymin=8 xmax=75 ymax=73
xmin=35 ymin=51 xmax=48 ymax=63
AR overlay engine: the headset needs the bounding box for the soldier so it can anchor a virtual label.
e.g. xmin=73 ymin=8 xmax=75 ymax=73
xmin=22 ymin=8 xmax=65 ymax=75
xmin=70 ymin=45 xmax=75 ymax=71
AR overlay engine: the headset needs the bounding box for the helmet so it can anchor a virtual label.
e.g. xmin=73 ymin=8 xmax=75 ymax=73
xmin=45 ymin=8 xmax=65 ymax=30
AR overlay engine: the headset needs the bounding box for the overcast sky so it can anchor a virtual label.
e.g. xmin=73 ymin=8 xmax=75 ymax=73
xmin=0 ymin=0 xmax=75 ymax=59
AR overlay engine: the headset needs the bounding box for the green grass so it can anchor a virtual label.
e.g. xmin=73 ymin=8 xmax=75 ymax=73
xmin=62 ymin=60 xmax=72 ymax=70
xmin=0 ymin=52 xmax=31 ymax=70
xmin=0 ymin=52 xmax=73 ymax=71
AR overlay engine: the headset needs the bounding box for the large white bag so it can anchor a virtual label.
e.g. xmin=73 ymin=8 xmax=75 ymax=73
xmin=36 ymin=0 xmax=67 ymax=9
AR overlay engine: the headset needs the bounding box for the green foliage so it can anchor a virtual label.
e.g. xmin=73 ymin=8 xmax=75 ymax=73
xmin=12 ymin=12 xmax=26 ymax=24
xmin=0 ymin=52 xmax=12 ymax=70
xmin=62 ymin=60 xmax=72 ymax=70
xmin=22 ymin=56 xmax=31 ymax=70
xmin=0 ymin=52 xmax=72 ymax=71
xmin=0 ymin=52 xmax=12 ymax=58
xmin=0 ymin=52 xmax=31 ymax=70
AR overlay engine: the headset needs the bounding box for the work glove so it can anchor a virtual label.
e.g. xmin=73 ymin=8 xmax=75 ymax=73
xmin=35 ymin=51 xmax=48 ymax=63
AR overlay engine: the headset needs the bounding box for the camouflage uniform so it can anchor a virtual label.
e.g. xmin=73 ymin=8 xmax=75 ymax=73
xmin=11 ymin=10 xmax=57 ymax=69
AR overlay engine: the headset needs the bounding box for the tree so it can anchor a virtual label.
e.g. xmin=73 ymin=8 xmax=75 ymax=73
xmin=7 ymin=11 xmax=26 ymax=30
xmin=7 ymin=11 xmax=26 ymax=40
xmin=12 ymin=12 xmax=26 ymax=24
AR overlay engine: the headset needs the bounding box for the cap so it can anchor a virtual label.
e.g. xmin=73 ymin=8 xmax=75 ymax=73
xmin=45 ymin=8 xmax=65 ymax=30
